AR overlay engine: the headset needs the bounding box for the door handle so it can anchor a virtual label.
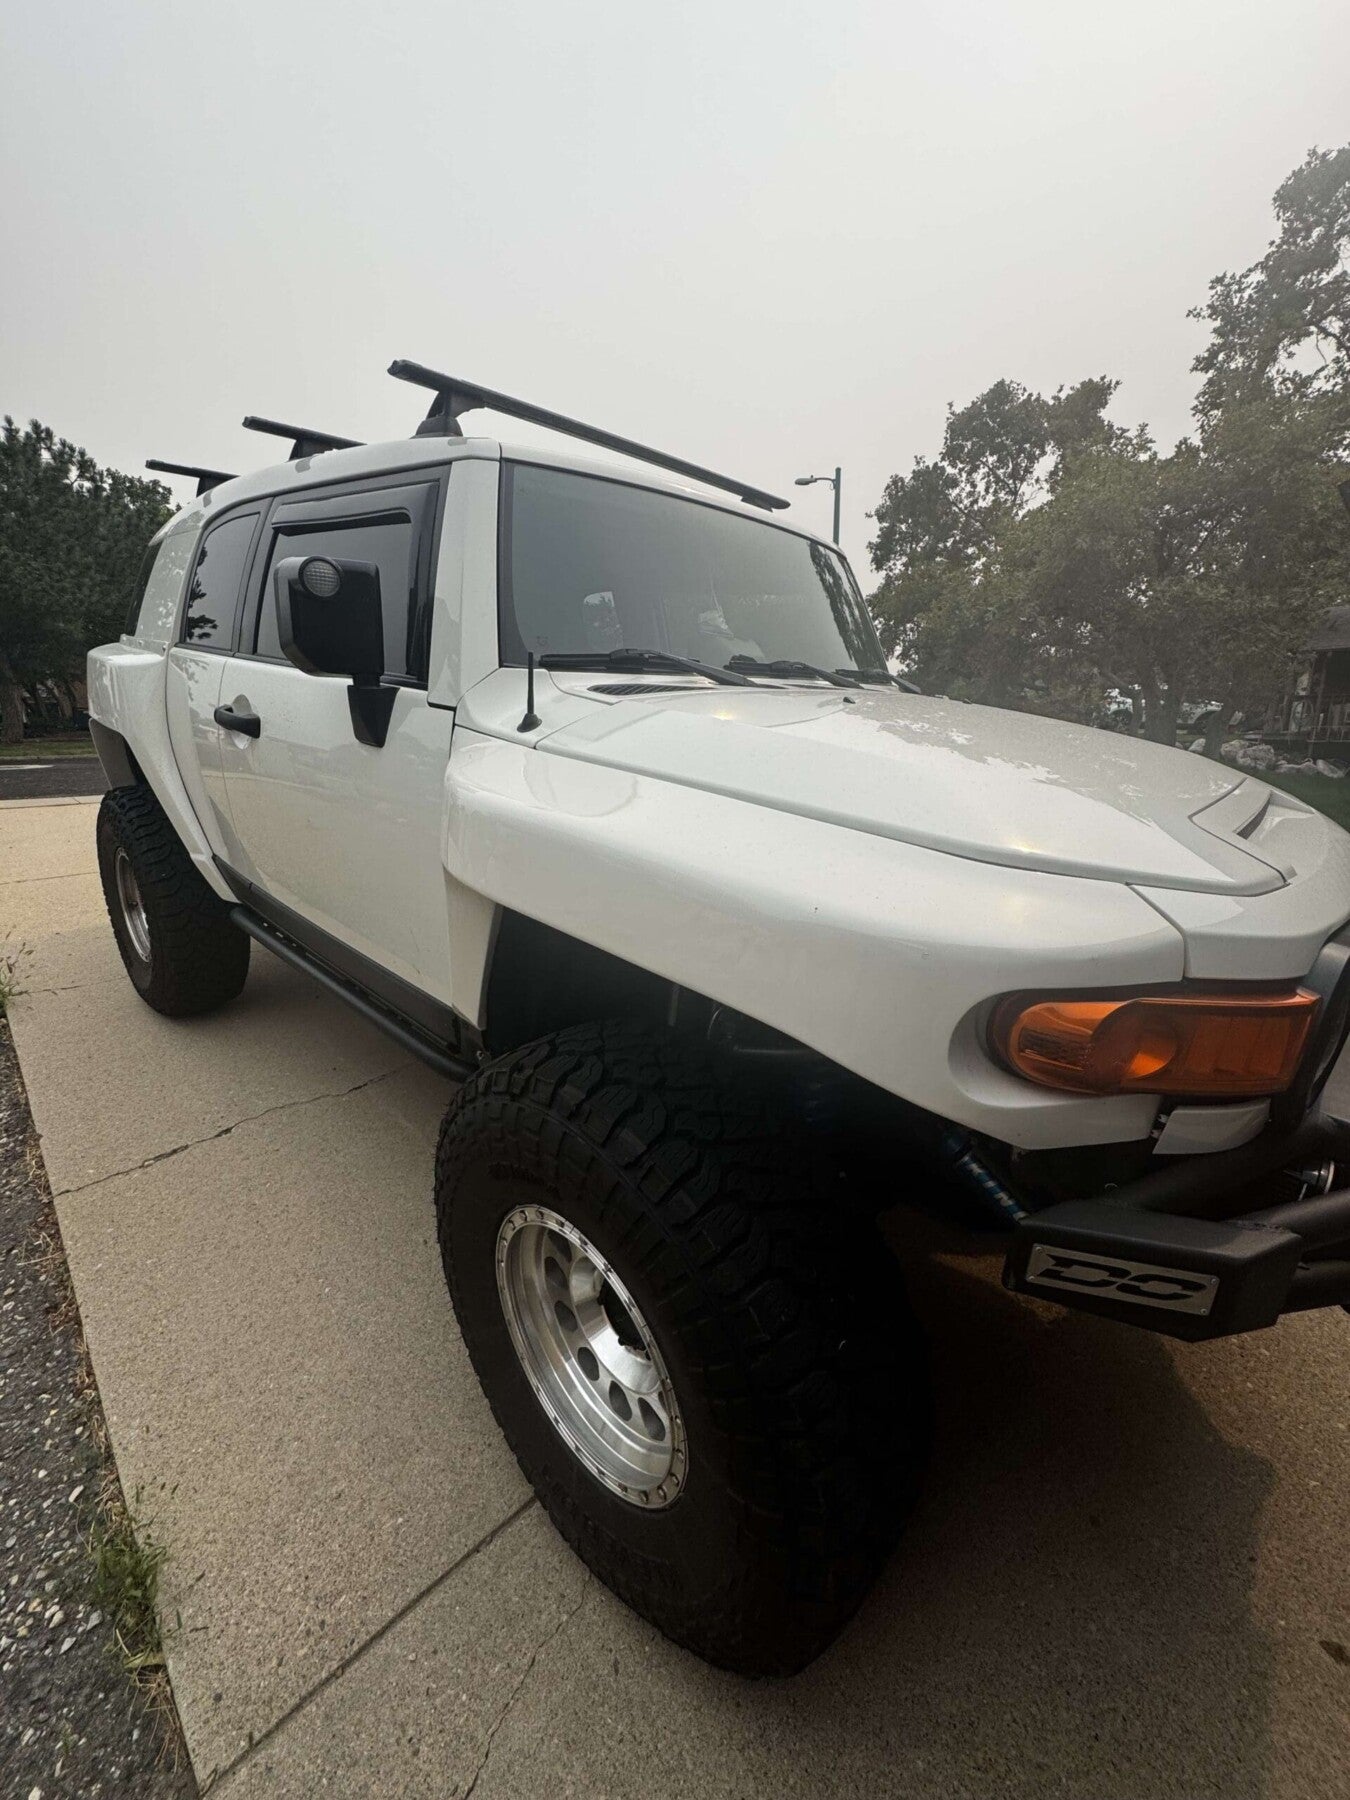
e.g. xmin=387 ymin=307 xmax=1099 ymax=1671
xmin=214 ymin=703 xmax=261 ymax=738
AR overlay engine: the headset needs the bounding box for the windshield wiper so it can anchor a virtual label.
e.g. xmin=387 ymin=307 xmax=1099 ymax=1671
xmin=836 ymin=668 xmax=922 ymax=694
xmin=539 ymin=648 xmax=752 ymax=687
xmin=727 ymin=656 xmax=862 ymax=688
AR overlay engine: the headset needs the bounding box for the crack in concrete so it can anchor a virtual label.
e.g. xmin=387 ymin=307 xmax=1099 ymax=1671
xmin=54 ymin=1063 xmax=412 ymax=1199
xmin=460 ymin=1573 xmax=593 ymax=1800
xmin=203 ymin=1496 xmax=541 ymax=1794
xmin=0 ymin=868 xmax=94 ymax=885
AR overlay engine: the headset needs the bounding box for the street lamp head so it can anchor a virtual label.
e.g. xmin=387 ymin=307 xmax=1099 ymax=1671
xmin=794 ymin=476 xmax=819 ymax=486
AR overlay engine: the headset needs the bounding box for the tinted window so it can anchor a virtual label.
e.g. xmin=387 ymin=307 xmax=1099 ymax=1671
xmin=255 ymin=512 xmax=417 ymax=676
xmin=499 ymin=463 xmax=885 ymax=674
xmin=180 ymin=513 xmax=257 ymax=648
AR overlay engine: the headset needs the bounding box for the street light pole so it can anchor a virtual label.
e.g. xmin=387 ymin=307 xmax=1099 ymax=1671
xmin=794 ymin=468 xmax=842 ymax=545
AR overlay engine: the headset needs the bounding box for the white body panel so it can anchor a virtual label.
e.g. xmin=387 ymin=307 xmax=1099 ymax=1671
xmin=87 ymin=639 xmax=233 ymax=899
xmin=529 ymin=688 xmax=1285 ymax=893
xmin=442 ymin=718 xmax=1180 ymax=1149
xmin=165 ymin=647 xmax=230 ymax=850
xmin=214 ymin=670 xmax=457 ymax=1002
xmin=88 ymin=430 xmax=1350 ymax=1155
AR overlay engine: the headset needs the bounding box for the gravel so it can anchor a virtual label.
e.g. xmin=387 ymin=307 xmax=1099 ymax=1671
xmin=0 ymin=1019 xmax=196 ymax=1797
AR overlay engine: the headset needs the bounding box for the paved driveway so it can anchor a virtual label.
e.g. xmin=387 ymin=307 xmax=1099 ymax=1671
xmin=4 ymin=796 xmax=1348 ymax=1798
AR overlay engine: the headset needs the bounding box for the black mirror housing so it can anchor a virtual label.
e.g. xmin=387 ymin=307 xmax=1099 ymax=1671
xmin=273 ymin=555 xmax=396 ymax=747
xmin=274 ymin=556 xmax=384 ymax=684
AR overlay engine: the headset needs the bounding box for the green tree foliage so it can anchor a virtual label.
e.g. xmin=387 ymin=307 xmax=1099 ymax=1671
xmin=0 ymin=419 xmax=171 ymax=741
xmin=1191 ymin=145 xmax=1350 ymax=418
xmin=869 ymin=146 xmax=1350 ymax=744
xmin=869 ymin=378 xmax=1144 ymax=717
xmin=1016 ymin=398 xmax=1345 ymax=742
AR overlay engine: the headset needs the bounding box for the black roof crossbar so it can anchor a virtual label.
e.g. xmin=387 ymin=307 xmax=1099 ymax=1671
xmin=387 ymin=359 xmax=789 ymax=512
xmin=242 ymin=416 xmax=363 ymax=460
xmin=145 ymin=458 xmax=236 ymax=497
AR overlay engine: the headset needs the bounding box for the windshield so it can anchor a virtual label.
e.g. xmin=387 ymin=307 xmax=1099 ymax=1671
xmin=499 ymin=462 xmax=886 ymax=674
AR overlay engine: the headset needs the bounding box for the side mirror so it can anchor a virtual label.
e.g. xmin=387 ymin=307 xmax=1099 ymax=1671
xmin=273 ymin=555 xmax=395 ymax=746
xmin=274 ymin=555 xmax=383 ymax=682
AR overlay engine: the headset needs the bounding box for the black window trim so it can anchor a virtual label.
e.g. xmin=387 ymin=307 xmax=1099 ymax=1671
xmin=495 ymin=456 xmax=883 ymax=672
xmin=233 ymin=467 xmax=449 ymax=687
xmin=173 ymin=506 xmax=264 ymax=654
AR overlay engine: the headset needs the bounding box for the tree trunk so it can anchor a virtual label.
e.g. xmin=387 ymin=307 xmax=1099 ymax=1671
xmin=1138 ymin=675 xmax=1160 ymax=741
xmin=1202 ymin=704 xmax=1233 ymax=760
xmin=1144 ymin=686 xmax=1180 ymax=745
xmin=0 ymin=652 xmax=25 ymax=745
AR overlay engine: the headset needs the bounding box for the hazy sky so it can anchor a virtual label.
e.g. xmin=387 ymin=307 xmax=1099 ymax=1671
xmin=3 ymin=0 xmax=1348 ymax=574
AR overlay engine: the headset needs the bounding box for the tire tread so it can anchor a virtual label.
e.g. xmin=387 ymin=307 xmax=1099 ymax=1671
xmin=96 ymin=785 xmax=249 ymax=1016
xmin=436 ymin=1020 xmax=930 ymax=1674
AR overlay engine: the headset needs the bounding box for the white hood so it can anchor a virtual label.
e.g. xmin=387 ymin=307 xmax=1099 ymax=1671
xmin=538 ymin=686 xmax=1310 ymax=895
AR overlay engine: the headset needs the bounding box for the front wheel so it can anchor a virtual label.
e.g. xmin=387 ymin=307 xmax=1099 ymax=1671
xmin=435 ymin=1022 xmax=932 ymax=1675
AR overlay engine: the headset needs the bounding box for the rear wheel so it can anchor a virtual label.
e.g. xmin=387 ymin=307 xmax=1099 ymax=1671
xmin=96 ymin=785 xmax=249 ymax=1016
xmin=436 ymin=1021 xmax=932 ymax=1675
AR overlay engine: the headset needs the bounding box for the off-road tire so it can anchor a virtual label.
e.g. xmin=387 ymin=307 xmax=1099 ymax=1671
xmin=436 ymin=1021 xmax=932 ymax=1676
xmin=96 ymin=785 xmax=249 ymax=1016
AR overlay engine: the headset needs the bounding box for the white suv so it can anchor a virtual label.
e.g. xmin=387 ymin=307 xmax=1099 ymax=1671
xmin=88 ymin=364 xmax=1350 ymax=1675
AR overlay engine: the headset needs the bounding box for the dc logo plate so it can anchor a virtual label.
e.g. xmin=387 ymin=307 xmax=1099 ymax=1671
xmin=1024 ymin=1245 xmax=1220 ymax=1316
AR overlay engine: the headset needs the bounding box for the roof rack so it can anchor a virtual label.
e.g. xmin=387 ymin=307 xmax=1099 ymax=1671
xmin=387 ymin=359 xmax=789 ymax=512
xmin=242 ymin=416 xmax=363 ymax=459
xmin=145 ymin=458 xmax=236 ymax=497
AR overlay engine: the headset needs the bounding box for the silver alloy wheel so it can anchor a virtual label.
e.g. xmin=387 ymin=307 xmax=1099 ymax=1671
xmin=496 ymin=1205 xmax=687 ymax=1508
xmin=114 ymin=848 xmax=152 ymax=964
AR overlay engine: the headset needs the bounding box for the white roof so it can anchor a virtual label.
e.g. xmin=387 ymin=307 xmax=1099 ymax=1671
xmin=154 ymin=434 xmax=827 ymax=550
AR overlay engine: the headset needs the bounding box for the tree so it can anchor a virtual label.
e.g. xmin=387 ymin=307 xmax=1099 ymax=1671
xmin=1015 ymin=399 xmax=1345 ymax=743
xmin=1191 ymin=145 xmax=1350 ymax=419
xmin=0 ymin=419 xmax=171 ymax=741
xmin=868 ymin=378 xmax=1139 ymax=710
xmin=867 ymin=143 xmax=1350 ymax=743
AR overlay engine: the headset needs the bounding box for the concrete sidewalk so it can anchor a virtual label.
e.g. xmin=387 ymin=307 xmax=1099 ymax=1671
xmin=4 ymin=796 xmax=1349 ymax=1798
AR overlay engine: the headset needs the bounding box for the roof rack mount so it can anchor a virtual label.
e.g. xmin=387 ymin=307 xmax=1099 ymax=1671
xmin=387 ymin=359 xmax=789 ymax=512
xmin=145 ymin=458 xmax=235 ymax=497
xmin=242 ymin=416 xmax=363 ymax=460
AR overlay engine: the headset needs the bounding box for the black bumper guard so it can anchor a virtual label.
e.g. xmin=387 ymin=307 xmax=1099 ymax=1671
xmin=1004 ymin=927 xmax=1350 ymax=1341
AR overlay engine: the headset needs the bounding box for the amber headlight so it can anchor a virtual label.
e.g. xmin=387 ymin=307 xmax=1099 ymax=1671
xmin=989 ymin=988 xmax=1320 ymax=1098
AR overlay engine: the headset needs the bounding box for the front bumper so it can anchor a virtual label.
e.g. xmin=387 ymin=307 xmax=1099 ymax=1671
xmin=1003 ymin=925 xmax=1350 ymax=1341
xmin=1004 ymin=1130 xmax=1350 ymax=1339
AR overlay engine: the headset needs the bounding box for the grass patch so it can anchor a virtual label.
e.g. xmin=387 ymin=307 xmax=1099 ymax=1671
xmin=1261 ymin=770 xmax=1350 ymax=833
xmin=0 ymin=732 xmax=95 ymax=761
xmin=0 ymin=936 xmax=32 ymax=1013
xmin=88 ymin=1483 xmax=170 ymax=1676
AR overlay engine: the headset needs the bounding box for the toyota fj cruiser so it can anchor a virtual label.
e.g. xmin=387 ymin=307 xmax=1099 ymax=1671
xmin=88 ymin=364 xmax=1350 ymax=1675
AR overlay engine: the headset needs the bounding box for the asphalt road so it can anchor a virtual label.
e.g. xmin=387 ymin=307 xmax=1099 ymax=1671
xmin=0 ymin=759 xmax=109 ymax=802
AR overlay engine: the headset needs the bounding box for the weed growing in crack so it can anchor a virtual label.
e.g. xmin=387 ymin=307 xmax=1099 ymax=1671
xmin=0 ymin=933 xmax=32 ymax=1012
xmin=88 ymin=1480 xmax=171 ymax=1678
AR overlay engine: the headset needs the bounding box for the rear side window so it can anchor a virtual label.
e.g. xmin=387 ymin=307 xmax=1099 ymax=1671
xmin=254 ymin=511 xmax=419 ymax=676
xmin=124 ymin=541 xmax=160 ymax=634
xmin=124 ymin=518 xmax=200 ymax=646
xmin=180 ymin=512 xmax=258 ymax=649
